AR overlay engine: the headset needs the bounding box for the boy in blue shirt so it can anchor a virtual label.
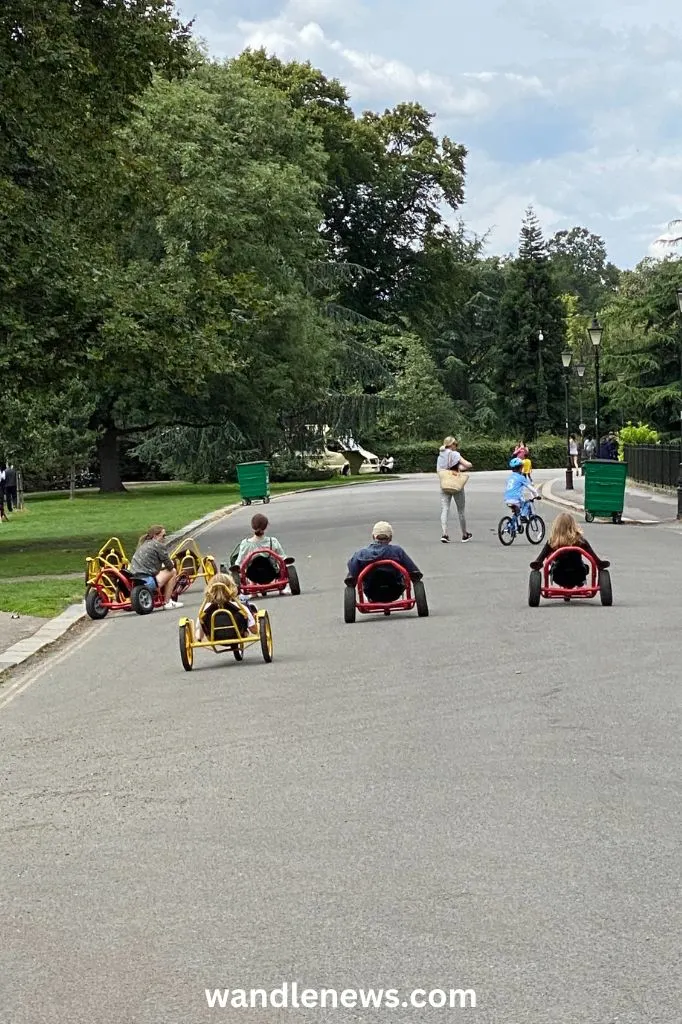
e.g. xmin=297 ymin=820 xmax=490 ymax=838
xmin=504 ymin=459 xmax=540 ymax=519
xmin=346 ymin=521 xmax=421 ymax=602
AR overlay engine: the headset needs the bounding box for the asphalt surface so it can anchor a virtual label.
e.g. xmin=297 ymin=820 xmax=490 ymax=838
xmin=1 ymin=472 xmax=680 ymax=1024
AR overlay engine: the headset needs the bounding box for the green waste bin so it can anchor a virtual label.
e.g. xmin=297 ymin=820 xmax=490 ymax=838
xmin=583 ymin=459 xmax=627 ymax=524
xmin=236 ymin=461 xmax=270 ymax=506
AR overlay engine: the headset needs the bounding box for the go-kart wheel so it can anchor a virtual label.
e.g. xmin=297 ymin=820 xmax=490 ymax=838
xmin=344 ymin=584 xmax=356 ymax=623
xmin=526 ymin=515 xmax=546 ymax=545
xmin=414 ymin=579 xmax=429 ymax=617
xmin=233 ymin=644 xmax=244 ymax=662
xmin=528 ymin=570 xmax=542 ymax=607
xmin=259 ymin=612 xmax=273 ymax=662
xmin=179 ymin=622 xmax=194 ymax=671
xmin=585 ymin=511 xmax=595 ymax=523
xmin=131 ymin=585 xmax=154 ymax=615
xmin=286 ymin=564 xmax=301 ymax=595
xmin=85 ymin=587 xmax=109 ymax=620
xmin=599 ymin=569 xmax=613 ymax=606
xmin=498 ymin=516 xmax=516 ymax=546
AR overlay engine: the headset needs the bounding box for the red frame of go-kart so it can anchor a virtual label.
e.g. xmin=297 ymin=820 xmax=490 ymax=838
xmin=355 ymin=559 xmax=416 ymax=614
xmin=237 ymin=548 xmax=292 ymax=597
xmin=86 ymin=564 xmax=172 ymax=613
xmin=541 ymin=545 xmax=600 ymax=601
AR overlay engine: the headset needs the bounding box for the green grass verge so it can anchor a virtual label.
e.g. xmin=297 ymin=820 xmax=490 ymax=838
xmin=0 ymin=476 xmax=384 ymax=602
xmin=0 ymin=580 xmax=86 ymax=619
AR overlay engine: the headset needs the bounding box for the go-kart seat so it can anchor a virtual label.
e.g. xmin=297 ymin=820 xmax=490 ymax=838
xmin=362 ymin=564 xmax=405 ymax=603
xmin=245 ymin=554 xmax=279 ymax=585
xmin=205 ymin=607 xmax=249 ymax=644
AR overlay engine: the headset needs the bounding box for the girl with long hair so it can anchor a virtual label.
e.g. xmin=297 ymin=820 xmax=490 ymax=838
xmin=129 ymin=524 xmax=181 ymax=609
xmin=197 ymin=573 xmax=257 ymax=640
xmin=530 ymin=513 xmax=610 ymax=588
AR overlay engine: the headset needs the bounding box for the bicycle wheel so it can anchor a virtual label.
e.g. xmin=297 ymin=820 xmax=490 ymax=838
xmin=526 ymin=515 xmax=546 ymax=545
xmin=497 ymin=516 xmax=516 ymax=546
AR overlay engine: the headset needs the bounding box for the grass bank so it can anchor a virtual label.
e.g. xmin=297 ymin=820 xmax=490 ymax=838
xmin=0 ymin=477 xmax=383 ymax=617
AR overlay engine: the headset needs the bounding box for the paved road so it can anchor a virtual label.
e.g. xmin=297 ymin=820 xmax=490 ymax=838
xmin=1 ymin=473 xmax=680 ymax=1023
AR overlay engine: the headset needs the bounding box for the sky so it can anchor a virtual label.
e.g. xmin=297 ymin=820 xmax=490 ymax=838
xmin=176 ymin=0 xmax=682 ymax=268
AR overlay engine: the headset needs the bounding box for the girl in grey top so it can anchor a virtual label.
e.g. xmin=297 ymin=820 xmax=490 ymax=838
xmin=130 ymin=525 xmax=183 ymax=609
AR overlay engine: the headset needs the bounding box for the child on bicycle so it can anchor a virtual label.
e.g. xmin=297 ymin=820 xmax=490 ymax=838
xmin=504 ymin=458 xmax=539 ymax=519
xmin=197 ymin=573 xmax=258 ymax=641
xmin=530 ymin=513 xmax=610 ymax=588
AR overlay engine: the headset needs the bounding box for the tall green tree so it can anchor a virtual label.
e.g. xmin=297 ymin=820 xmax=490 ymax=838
xmin=547 ymin=227 xmax=619 ymax=314
xmin=495 ymin=208 xmax=567 ymax=436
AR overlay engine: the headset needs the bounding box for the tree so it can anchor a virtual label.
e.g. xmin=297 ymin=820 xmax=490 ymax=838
xmin=495 ymin=208 xmax=567 ymax=436
xmin=548 ymin=227 xmax=619 ymax=314
xmin=601 ymin=257 xmax=682 ymax=433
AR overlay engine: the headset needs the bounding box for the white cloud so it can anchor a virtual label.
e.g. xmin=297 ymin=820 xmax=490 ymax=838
xmin=187 ymin=0 xmax=682 ymax=267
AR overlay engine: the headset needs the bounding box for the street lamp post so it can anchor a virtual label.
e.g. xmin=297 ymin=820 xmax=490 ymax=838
xmin=562 ymin=348 xmax=573 ymax=490
xmin=675 ymin=289 xmax=682 ymax=518
xmin=588 ymin=316 xmax=603 ymax=453
xmin=576 ymin=362 xmax=586 ymax=475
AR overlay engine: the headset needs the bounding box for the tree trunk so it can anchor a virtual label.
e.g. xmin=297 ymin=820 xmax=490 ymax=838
xmin=98 ymin=427 xmax=126 ymax=492
xmin=69 ymin=462 xmax=76 ymax=501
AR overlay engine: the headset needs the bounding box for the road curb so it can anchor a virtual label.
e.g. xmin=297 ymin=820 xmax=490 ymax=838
xmin=540 ymin=477 xmax=663 ymax=526
xmin=0 ymin=477 xmax=388 ymax=679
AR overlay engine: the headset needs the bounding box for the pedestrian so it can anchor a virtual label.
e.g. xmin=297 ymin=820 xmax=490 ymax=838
xmin=4 ymin=464 xmax=17 ymax=512
xmin=599 ymin=431 xmax=618 ymax=460
xmin=436 ymin=436 xmax=473 ymax=544
xmin=0 ymin=462 xmax=8 ymax=522
xmin=513 ymin=440 xmax=529 ymax=461
xmin=583 ymin=435 xmax=596 ymax=463
xmin=569 ymin=435 xmax=579 ymax=472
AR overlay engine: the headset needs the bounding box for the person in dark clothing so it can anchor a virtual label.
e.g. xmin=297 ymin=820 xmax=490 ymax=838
xmin=530 ymin=513 xmax=610 ymax=588
xmin=4 ymin=464 xmax=17 ymax=512
xmin=346 ymin=521 xmax=421 ymax=602
xmin=599 ymin=432 xmax=618 ymax=460
xmin=0 ymin=462 xmax=7 ymax=521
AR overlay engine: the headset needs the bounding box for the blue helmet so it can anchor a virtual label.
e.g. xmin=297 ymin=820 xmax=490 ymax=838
xmin=509 ymin=457 xmax=523 ymax=468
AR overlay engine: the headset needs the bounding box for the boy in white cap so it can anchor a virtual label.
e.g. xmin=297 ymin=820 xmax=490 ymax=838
xmin=346 ymin=522 xmax=421 ymax=602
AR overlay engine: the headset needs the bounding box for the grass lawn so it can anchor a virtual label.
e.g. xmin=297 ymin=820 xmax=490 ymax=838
xmin=0 ymin=477 xmax=383 ymax=617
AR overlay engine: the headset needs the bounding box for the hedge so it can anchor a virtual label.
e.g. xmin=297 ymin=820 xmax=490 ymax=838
xmin=390 ymin=438 xmax=566 ymax=473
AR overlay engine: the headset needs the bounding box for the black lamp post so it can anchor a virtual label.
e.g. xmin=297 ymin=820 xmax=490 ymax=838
xmin=588 ymin=316 xmax=603 ymax=452
xmin=562 ymin=348 xmax=573 ymax=489
xmin=671 ymin=286 xmax=675 ymax=516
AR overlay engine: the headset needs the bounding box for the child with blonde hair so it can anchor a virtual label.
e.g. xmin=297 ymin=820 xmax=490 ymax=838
xmin=530 ymin=513 xmax=610 ymax=588
xmin=197 ymin=573 xmax=257 ymax=640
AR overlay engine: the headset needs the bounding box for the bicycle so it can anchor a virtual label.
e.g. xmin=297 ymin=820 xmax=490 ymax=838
xmin=498 ymin=498 xmax=545 ymax=546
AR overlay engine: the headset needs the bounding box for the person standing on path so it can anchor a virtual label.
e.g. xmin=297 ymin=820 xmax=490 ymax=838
xmin=437 ymin=436 xmax=473 ymax=544
xmin=569 ymin=435 xmax=579 ymax=473
xmin=4 ymin=464 xmax=17 ymax=512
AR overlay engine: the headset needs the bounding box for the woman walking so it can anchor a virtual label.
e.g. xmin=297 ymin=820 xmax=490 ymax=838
xmin=437 ymin=436 xmax=473 ymax=543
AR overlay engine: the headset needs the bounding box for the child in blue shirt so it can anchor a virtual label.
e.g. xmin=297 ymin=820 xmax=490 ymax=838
xmin=504 ymin=459 xmax=540 ymax=517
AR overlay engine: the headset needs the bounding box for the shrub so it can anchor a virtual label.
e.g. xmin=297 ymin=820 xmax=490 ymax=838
xmin=269 ymin=466 xmax=335 ymax=483
xmin=618 ymin=421 xmax=660 ymax=460
xmin=389 ymin=438 xmax=566 ymax=473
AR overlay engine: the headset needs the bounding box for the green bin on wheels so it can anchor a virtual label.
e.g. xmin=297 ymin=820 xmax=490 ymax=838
xmin=236 ymin=461 xmax=270 ymax=506
xmin=583 ymin=459 xmax=627 ymax=524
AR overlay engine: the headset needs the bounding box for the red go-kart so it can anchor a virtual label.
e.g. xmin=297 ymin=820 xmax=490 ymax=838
xmin=85 ymin=564 xmax=178 ymax=619
xmin=227 ymin=548 xmax=300 ymax=598
xmin=344 ymin=559 xmax=429 ymax=623
xmin=528 ymin=546 xmax=612 ymax=607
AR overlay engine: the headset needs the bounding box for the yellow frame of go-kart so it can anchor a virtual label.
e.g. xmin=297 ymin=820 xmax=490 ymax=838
xmin=169 ymin=536 xmax=217 ymax=595
xmin=85 ymin=536 xmax=129 ymax=588
xmin=178 ymin=605 xmax=274 ymax=671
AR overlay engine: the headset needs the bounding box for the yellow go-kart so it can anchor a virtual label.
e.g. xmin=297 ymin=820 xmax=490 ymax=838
xmin=85 ymin=536 xmax=129 ymax=587
xmin=170 ymin=537 xmax=218 ymax=597
xmin=178 ymin=604 xmax=274 ymax=671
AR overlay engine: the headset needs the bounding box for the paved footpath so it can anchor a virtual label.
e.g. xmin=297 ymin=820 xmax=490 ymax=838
xmin=546 ymin=472 xmax=679 ymax=524
xmin=1 ymin=472 xmax=680 ymax=1023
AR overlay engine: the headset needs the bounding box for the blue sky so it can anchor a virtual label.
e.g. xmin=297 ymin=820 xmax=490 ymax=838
xmin=177 ymin=0 xmax=682 ymax=268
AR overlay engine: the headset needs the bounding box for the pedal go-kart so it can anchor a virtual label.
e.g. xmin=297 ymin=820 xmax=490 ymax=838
xmin=528 ymin=546 xmax=613 ymax=607
xmin=344 ymin=559 xmax=429 ymax=623
xmin=224 ymin=548 xmax=300 ymax=598
xmin=85 ymin=563 xmax=176 ymax=619
xmin=178 ymin=604 xmax=273 ymax=671
xmin=169 ymin=537 xmax=217 ymax=598
xmin=85 ymin=536 xmax=129 ymax=586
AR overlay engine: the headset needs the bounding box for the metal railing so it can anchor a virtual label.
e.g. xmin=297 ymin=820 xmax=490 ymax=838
xmin=623 ymin=443 xmax=682 ymax=488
